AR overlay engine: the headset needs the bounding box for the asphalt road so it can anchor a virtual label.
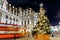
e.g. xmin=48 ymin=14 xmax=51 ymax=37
xmin=0 ymin=34 xmax=60 ymax=40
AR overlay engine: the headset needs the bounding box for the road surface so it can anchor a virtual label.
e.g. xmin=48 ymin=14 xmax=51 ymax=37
xmin=0 ymin=34 xmax=60 ymax=40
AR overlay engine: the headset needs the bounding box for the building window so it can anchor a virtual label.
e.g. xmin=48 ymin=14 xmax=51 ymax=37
xmin=13 ymin=18 xmax=15 ymax=21
xmin=22 ymin=21 xmax=23 ymax=25
xmin=17 ymin=14 xmax=19 ymax=16
xmin=17 ymin=8 xmax=19 ymax=14
xmin=6 ymin=21 xmax=7 ymax=23
xmin=25 ymin=13 xmax=26 ymax=15
xmin=16 ymin=19 xmax=18 ymax=22
xmin=28 ymin=20 xmax=29 ymax=25
xmin=25 ymin=21 xmax=26 ymax=25
xmin=14 ymin=8 xmax=16 ymax=15
xmin=10 ymin=17 xmax=12 ymax=20
xmin=6 ymin=15 xmax=8 ymax=19
xmin=28 ymin=11 xmax=29 ymax=16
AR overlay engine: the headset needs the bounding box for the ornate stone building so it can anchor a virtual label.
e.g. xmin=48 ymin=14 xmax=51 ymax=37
xmin=0 ymin=0 xmax=38 ymax=31
xmin=19 ymin=7 xmax=35 ymax=30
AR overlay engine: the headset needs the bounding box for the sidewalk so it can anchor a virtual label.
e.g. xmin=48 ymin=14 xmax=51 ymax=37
xmin=50 ymin=34 xmax=60 ymax=40
xmin=0 ymin=34 xmax=60 ymax=40
xmin=50 ymin=37 xmax=60 ymax=40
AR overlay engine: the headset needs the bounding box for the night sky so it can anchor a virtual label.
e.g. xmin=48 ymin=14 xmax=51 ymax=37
xmin=7 ymin=0 xmax=60 ymax=26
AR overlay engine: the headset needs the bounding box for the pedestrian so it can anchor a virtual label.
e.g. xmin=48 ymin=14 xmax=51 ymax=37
xmin=50 ymin=28 xmax=54 ymax=37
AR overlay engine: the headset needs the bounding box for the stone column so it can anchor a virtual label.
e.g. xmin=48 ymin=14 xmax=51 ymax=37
xmin=29 ymin=8 xmax=32 ymax=14
xmin=29 ymin=19 xmax=31 ymax=25
xmin=16 ymin=8 xmax=17 ymax=16
xmin=8 ymin=15 xmax=10 ymax=24
xmin=6 ymin=3 xmax=9 ymax=12
xmin=19 ymin=7 xmax=22 ymax=16
xmin=6 ymin=2 xmax=8 ymax=10
xmin=23 ymin=21 xmax=25 ymax=25
xmin=12 ymin=17 xmax=13 ymax=24
xmin=9 ymin=4 xmax=11 ymax=12
xmin=15 ymin=19 xmax=16 ymax=25
xmin=6 ymin=1 xmax=8 ymax=11
xmin=13 ymin=6 xmax=14 ymax=14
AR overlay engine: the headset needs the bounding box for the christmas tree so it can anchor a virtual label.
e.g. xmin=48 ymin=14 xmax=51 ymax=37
xmin=32 ymin=3 xmax=51 ymax=36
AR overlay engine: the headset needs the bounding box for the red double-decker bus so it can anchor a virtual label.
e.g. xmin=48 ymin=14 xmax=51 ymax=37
xmin=0 ymin=23 xmax=26 ymax=39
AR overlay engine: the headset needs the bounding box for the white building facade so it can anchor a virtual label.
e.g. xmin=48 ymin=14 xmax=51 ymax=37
xmin=0 ymin=0 xmax=38 ymax=32
xmin=0 ymin=0 xmax=20 ymax=25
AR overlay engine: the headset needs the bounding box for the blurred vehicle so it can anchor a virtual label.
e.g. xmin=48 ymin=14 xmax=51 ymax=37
xmin=0 ymin=24 xmax=26 ymax=39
